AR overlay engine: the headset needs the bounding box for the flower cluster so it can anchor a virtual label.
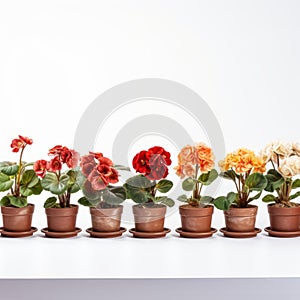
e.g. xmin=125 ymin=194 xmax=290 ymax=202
xmin=80 ymin=152 xmax=119 ymax=190
xmin=34 ymin=145 xmax=80 ymax=178
xmin=174 ymin=143 xmax=214 ymax=178
xmin=219 ymin=148 xmax=266 ymax=174
xmin=260 ymin=141 xmax=300 ymax=177
xmin=10 ymin=135 xmax=33 ymax=152
xmin=132 ymin=146 xmax=171 ymax=180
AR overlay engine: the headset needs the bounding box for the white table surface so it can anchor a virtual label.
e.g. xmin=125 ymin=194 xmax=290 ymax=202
xmin=0 ymin=200 xmax=299 ymax=279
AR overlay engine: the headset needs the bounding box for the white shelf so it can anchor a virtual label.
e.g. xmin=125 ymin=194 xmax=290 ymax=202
xmin=1 ymin=201 xmax=299 ymax=279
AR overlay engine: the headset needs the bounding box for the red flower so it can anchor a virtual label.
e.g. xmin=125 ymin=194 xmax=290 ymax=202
xmin=97 ymin=164 xmax=119 ymax=184
xmin=132 ymin=146 xmax=171 ymax=180
xmin=132 ymin=150 xmax=151 ymax=174
xmin=47 ymin=156 xmax=62 ymax=172
xmin=66 ymin=150 xmax=80 ymax=168
xmin=88 ymin=169 xmax=107 ymax=190
xmin=48 ymin=145 xmax=64 ymax=156
xmin=147 ymin=146 xmax=171 ymax=165
xmin=80 ymin=154 xmax=95 ymax=165
xmin=89 ymin=152 xmax=104 ymax=161
xmin=10 ymin=135 xmax=33 ymax=152
xmin=19 ymin=135 xmax=33 ymax=145
xmin=33 ymin=159 xmax=48 ymax=178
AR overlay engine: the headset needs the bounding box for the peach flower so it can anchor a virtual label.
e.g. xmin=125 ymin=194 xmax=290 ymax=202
xmin=278 ymin=156 xmax=300 ymax=177
xmin=177 ymin=145 xmax=198 ymax=165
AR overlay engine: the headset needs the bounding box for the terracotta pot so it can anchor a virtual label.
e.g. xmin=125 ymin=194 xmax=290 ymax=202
xmin=179 ymin=204 xmax=214 ymax=232
xmin=132 ymin=204 xmax=166 ymax=232
xmin=45 ymin=205 xmax=78 ymax=232
xmin=224 ymin=205 xmax=258 ymax=232
xmin=90 ymin=205 xmax=123 ymax=232
xmin=1 ymin=204 xmax=34 ymax=232
xmin=268 ymin=204 xmax=300 ymax=232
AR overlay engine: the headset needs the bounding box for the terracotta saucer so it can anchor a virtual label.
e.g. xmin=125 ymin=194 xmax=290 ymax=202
xmin=86 ymin=227 xmax=126 ymax=238
xmin=129 ymin=228 xmax=171 ymax=238
xmin=264 ymin=227 xmax=300 ymax=238
xmin=220 ymin=227 xmax=261 ymax=238
xmin=175 ymin=227 xmax=217 ymax=238
xmin=41 ymin=227 xmax=82 ymax=238
xmin=0 ymin=227 xmax=37 ymax=238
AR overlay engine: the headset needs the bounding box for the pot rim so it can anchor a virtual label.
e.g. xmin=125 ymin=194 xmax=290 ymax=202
xmin=45 ymin=204 xmax=78 ymax=210
xmin=1 ymin=203 xmax=34 ymax=210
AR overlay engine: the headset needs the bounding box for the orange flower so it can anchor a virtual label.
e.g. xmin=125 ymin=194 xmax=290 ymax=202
xmin=219 ymin=148 xmax=266 ymax=174
xmin=195 ymin=143 xmax=215 ymax=172
xmin=177 ymin=145 xmax=198 ymax=165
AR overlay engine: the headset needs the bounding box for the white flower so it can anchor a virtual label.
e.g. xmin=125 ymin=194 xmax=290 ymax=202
xmin=278 ymin=156 xmax=300 ymax=177
xmin=260 ymin=141 xmax=292 ymax=164
xmin=291 ymin=142 xmax=300 ymax=157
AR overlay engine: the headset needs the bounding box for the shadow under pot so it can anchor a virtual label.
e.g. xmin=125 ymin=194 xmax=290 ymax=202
xmin=179 ymin=204 xmax=214 ymax=232
xmin=132 ymin=204 xmax=166 ymax=232
xmin=45 ymin=205 xmax=79 ymax=232
xmin=90 ymin=205 xmax=123 ymax=232
xmin=1 ymin=204 xmax=34 ymax=232
xmin=224 ymin=205 xmax=258 ymax=232
xmin=268 ymin=204 xmax=300 ymax=232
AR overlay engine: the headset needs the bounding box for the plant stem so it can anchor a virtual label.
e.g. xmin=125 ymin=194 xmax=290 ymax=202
xmin=15 ymin=145 xmax=26 ymax=197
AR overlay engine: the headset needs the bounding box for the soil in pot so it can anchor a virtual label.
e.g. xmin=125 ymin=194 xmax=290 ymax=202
xmin=132 ymin=204 xmax=166 ymax=233
xmin=224 ymin=205 xmax=258 ymax=232
xmin=179 ymin=204 xmax=214 ymax=233
xmin=1 ymin=204 xmax=34 ymax=232
xmin=90 ymin=205 xmax=123 ymax=232
xmin=45 ymin=205 xmax=78 ymax=232
xmin=268 ymin=203 xmax=300 ymax=232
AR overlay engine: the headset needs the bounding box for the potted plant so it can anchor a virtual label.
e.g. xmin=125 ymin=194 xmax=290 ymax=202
xmin=0 ymin=135 xmax=42 ymax=237
xmin=33 ymin=145 xmax=82 ymax=238
xmin=78 ymin=151 xmax=128 ymax=238
xmin=124 ymin=146 xmax=175 ymax=238
xmin=215 ymin=148 xmax=267 ymax=238
xmin=261 ymin=142 xmax=300 ymax=237
xmin=174 ymin=143 xmax=218 ymax=238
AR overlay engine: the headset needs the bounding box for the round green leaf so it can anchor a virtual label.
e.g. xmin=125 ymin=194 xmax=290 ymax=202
xmin=182 ymin=177 xmax=195 ymax=191
xmin=42 ymin=173 xmax=69 ymax=195
xmin=44 ymin=197 xmax=58 ymax=208
xmin=245 ymin=173 xmax=267 ymax=191
xmin=177 ymin=194 xmax=188 ymax=202
xmin=156 ymin=179 xmax=173 ymax=193
xmin=262 ymin=194 xmax=276 ymax=203
xmin=10 ymin=196 xmax=28 ymax=208
xmin=199 ymin=169 xmax=218 ymax=185
xmin=0 ymin=162 xmax=19 ymax=176
xmin=78 ymin=197 xmax=95 ymax=207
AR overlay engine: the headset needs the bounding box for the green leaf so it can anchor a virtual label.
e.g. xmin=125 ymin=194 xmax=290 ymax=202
xmin=248 ymin=191 xmax=262 ymax=202
xmin=199 ymin=169 xmax=218 ymax=185
xmin=21 ymin=170 xmax=39 ymax=188
xmin=156 ymin=179 xmax=173 ymax=193
xmin=0 ymin=177 xmax=14 ymax=192
xmin=124 ymin=183 xmax=149 ymax=204
xmin=67 ymin=170 xmax=85 ymax=194
xmin=10 ymin=196 xmax=27 ymax=208
xmin=262 ymin=194 xmax=276 ymax=203
xmin=213 ymin=192 xmax=237 ymax=210
xmin=219 ymin=169 xmax=237 ymax=181
xmin=0 ymin=196 xmax=11 ymax=206
xmin=78 ymin=196 xmax=94 ymax=207
xmin=0 ymin=162 xmax=19 ymax=176
xmin=182 ymin=177 xmax=195 ymax=191
xmin=103 ymin=187 xmax=126 ymax=205
xmin=245 ymin=173 xmax=267 ymax=191
xmin=290 ymin=191 xmax=300 ymax=200
xmin=200 ymin=196 xmax=214 ymax=204
xmin=213 ymin=196 xmax=228 ymax=210
xmin=155 ymin=196 xmax=174 ymax=207
xmin=265 ymin=169 xmax=284 ymax=192
xmin=126 ymin=175 xmax=155 ymax=189
xmin=44 ymin=197 xmax=58 ymax=208
xmin=292 ymin=179 xmax=300 ymax=189
xmin=177 ymin=194 xmax=188 ymax=202
xmin=41 ymin=173 xmax=69 ymax=195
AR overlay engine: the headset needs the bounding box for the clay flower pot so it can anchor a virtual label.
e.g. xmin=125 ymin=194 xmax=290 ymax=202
xmin=132 ymin=204 xmax=166 ymax=232
xmin=90 ymin=205 xmax=123 ymax=232
xmin=179 ymin=204 xmax=213 ymax=232
xmin=224 ymin=205 xmax=258 ymax=232
xmin=1 ymin=204 xmax=34 ymax=232
xmin=45 ymin=205 xmax=79 ymax=232
xmin=268 ymin=204 xmax=300 ymax=232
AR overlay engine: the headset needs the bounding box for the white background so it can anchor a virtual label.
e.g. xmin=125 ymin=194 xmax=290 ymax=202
xmin=1 ymin=0 xmax=300 ymax=279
